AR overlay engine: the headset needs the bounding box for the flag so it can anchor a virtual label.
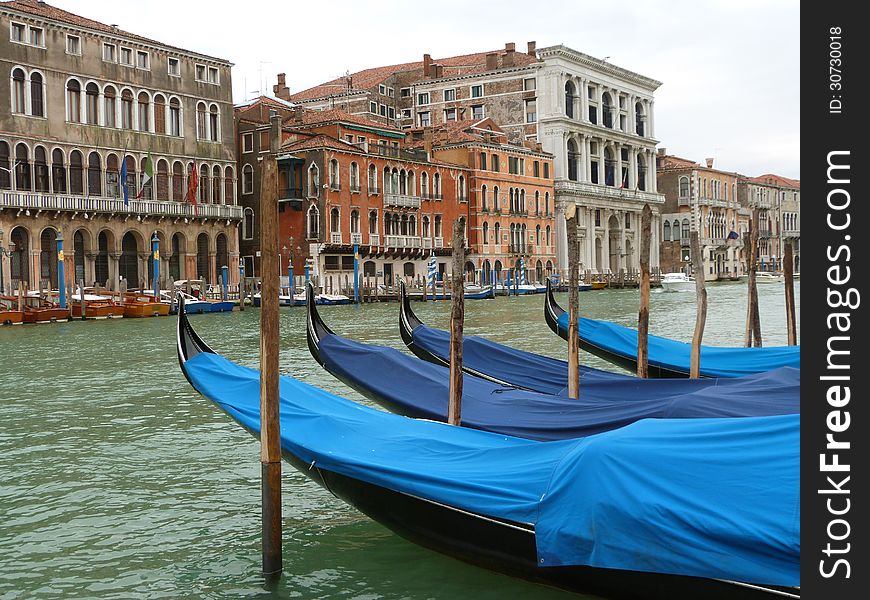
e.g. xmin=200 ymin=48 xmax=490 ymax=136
xmin=136 ymin=152 xmax=153 ymax=198
xmin=621 ymin=168 xmax=628 ymax=189
xmin=120 ymin=158 xmax=129 ymax=205
xmin=186 ymin=161 xmax=199 ymax=215
xmin=726 ymin=230 xmax=740 ymax=240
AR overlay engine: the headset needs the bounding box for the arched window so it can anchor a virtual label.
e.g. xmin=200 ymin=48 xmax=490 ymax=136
xmin=199 ymin=164 xmax=209 ymax=203
xmin=137 ymin=91 xmax=150 ymax=132
xmin=564 ymin=81 xmax=575 ymax=119
xmin=124 ymin=156 xmax=136 ymax=195
xmin=399 ymin=169 xmax=407 ymax=195
xmin=307 ymin=204 xmax=320 ymax=239
xmin=224 ymin=166 xmax=235 ymax=204
xmin=33 ymin=146 xmax=49 ymax=192
xmin=434 ymin=215 xmax=442 ymax=238
xmin=330 ymin=207 xmax=340 ymax=233
xmin=104 ymin=85 xmax=117 ymax=127
xmin=681 ymin=219 xmax=690 ymax=240
xmin=494 ymin=222 xmax=501 ymax=246
xmin=87 ymin=151 xmax=102 ymax=196
xmin=30 ymin=71 xmax=44 ymax=117
xmin=106 ymin=153 xmax=119 ymax=197
xmin=172 ymin=161 xmax=184 ymax=200
xmin=350 ymin=209 xmax=360 ymax=234
xmin=602 ymin=92 xmax=613 ymax=128
xmin=86 ymin=82 xmax=99 ymax=124
xmin=209 ymin=104 xmax=219 ymax=142
xmin=11 ymin=68 xmax=26 ymax=113
xmin=138 ymin=156 xmax=152 ymax=200
xmin=509 ymin=188 xmax=515 ymax=213
xmin=480 ymin=185 xmax=487 ymax=211
xmin=67 ymin=79 xmax=82 ymax=122
xmin=544 ymin=192 xmax=550 ymax=215
xmin=535 ymin=224 xmax=541 ymax=246
xmin=422 ymin=215 xmax=430 ymax=237
xmin=157 ymin=159 xmax=169 ymax=200
xmin=367 ymin=163 xmax=377 ymax=193
xmin=242 ymin=164 xmax=253 ymax=195
xmin=0 ymin=142 xmax=9 ymax=190
xmin=196 ymin=102 xmax=207 ymax=139
xmin=482 ymin=221 xmax=489 ymax=244
xmin=663 ymin=221 xmax=671 ymax=242
xmin=243 ymin=208 xmax=254 ymax=240
xmin=51 ymin=148 xmax=66 ymax=193
xmin=369 ymin=210 xmax=378 ymax=235
xmin=546 ymin=225 xmax=551 ymax=246
xmin=458 ymin=175 xmax=466 ymax=201
xmin=154 ymin=94 xmax=166 ymax=134
xmin=535 ymin=191 xmax=540 ymax=215
xmin=69 ymin=150 xmax=83 ymax=195
xmin=328 ymin=159 xmax=340 ymax=190
xmin=635 ymin=101 xmax=645 ymax=136
xmin=433 ymin=172 xmax=441 ymax=198
xmin=121 ymin=89 xmax=134 ymax=129
xmin=567 ymin=138 xmax=579 ymax=181
xmin=493 ymin=186 xmax=499 ymax=211
xmin=15 ymin=143 xmax=30 ymax=190
xmin=212 ymin=165 xmax=221 ymax=204
xmin=307 ymin=164 xmax=319 ymax=197
xmin=169 ymin=97 xmax=181 ymax=136
xmin=420 ymin=171 xmax=429 ymax=198
xmin=349 ymin=162 xmax=359 ymax=191
xmin=520 ymin=189 xmax=526 ymax=213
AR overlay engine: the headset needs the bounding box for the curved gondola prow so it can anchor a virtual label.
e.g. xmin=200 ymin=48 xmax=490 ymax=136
xmin=398 ymin=281 xmax=424 ymax=348
xmin=544 ymin=279 xmax=567 ymax=341
xmin=176 ymin=292 xmax=216 ymax=388
xmin=306 ymin=281 xmax=334 ymax=367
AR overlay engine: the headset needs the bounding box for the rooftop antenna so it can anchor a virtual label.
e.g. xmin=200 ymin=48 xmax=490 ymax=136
xmin=258 ymin=61 xmax=272 ymax=98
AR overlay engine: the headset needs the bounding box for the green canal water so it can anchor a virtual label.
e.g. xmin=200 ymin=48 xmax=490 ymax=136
xmin=0 ymin=282 xmax=798 ymax=599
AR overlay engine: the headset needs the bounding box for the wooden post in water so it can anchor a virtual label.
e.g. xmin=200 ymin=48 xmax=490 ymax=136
xmin=566 ymin=212 xmax=580 ymax=399
xmin=17 ymin=280 xmax=24 ymax=312
xmin=448 ymin=219 xmax=465 ymax=426
xmin=637 ymin=204 xmax=652 ymax=378
xmin=689 ymin=230 xmax=707 ymax=378
xmin=743 ymin=209 xmax=762 ymax=347
xmin=259 ymin=110 xmax=282 ymax=577
xmin=783 ymin=239 xmax=797 ymax=345
xmin=79 ymin=280 xmax=87 ymax=320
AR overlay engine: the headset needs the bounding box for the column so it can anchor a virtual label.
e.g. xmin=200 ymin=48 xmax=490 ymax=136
xmin=584 ymin=136 xmax=592 ymax=183
xmin=649 ymin=100 xmax=655 ymax=138
xmin=649 ymin=151 xmax=657 ymax=193
xmin=578 ymin=134 xmax=586 ymax=181
xmin=580 ymin=78 xmax=589 ymax=122
xmin=602 ymin=211 xmax=610 ymax=272
xmin=597 ymin=141 xmax=605 ymax=186
xmin=619 ymin=211 xmax=627 ymax=272
xmin=209 ymin=251 xmax=218 ymax=285
xmin=555 ymin=72 xmax=565 ymax=115
xmin=587 ymin=207 xmax=596 ymax=272
xmin=230 ymin=251 xmax=241 ymax=286
xmin=614 ymin=142 xmax=623 ymax=188
xmin=555 ymin=201 xmax=569 ymax=277
xmin=628 ymin=94 xmax=635 ymax=134
xmin=628 ymin=147 xmax=637 ymax=189
xmin=108 ymin=252 xmax=121 ymax=289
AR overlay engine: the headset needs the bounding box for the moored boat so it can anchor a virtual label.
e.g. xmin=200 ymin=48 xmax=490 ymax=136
xmin=756 ymin=272 xmax=784 ymax=283
xmin=21 ymin=295 xmax=70 ymax=323
xmin=176 ymin=294 xmax=800 ymax=599
xmin=70 ymin=291 xmax=125 ymax=319
xmin=123 ymin=292 xmax=170 ymax=318
xmin=660 ymin=272 xmax=695 ymax=292
xmin=0 ymin=296 xmax=24 ymax=325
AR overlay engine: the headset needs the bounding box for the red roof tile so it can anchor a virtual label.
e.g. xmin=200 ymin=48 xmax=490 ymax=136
xmin=291 ymin=48 xmax=538 ymax=102
xmin=281 ymin=134 xmax=358 ymax=153
xmin=749 ymin=174 xmax=800 ymax=188
xmin=283 ymin=108 xmax=403 ymax=133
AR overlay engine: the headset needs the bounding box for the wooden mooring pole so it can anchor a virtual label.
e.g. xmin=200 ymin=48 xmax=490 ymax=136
xmin=743 ymin=209 xmax=762 ymax=347
xmin=448 ymin=220 xmax=465 ymax=426
xmin=689 ymin=230 xmax=707 ymax=378
xmin=567 ymin=212 xmax=580 ymax=399
xmin=637 ymin=205 xmax=652 ymax=378
xmin=783 ymin=240 xmax=797 ymax=345
xmin=259 ymin=110 xmax=282 ymax=577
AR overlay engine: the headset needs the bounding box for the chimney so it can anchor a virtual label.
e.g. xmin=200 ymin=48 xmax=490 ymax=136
xmin=423 ymin=128 xmax=433 ymax=157
xmin=705 ymin=157 xmax=714 ymax=168
xmin=273 ymin=73 xmax=290 ymax=101
xmin=505 ymin=42 xmax=516 ymax=52
xmin=503 ymin=42 xmax=515 ymax=67
xmin=657 ymin=147 xmax=667 ymax=156
xmin=527 ymin=41 xmax=536 ymax=56
xmin=423 ymin=53 xmax=432 ymax=77
xmin=433 ymin=63 xmax=444 ymax=78
xmin=485 ymin=52 xmax=498 ymax=70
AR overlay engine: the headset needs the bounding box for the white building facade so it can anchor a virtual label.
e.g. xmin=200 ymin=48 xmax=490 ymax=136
xmin=535 ymin=45 xmax=664 ymax=276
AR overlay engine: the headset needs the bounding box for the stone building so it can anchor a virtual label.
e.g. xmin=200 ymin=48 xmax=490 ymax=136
xmin=739 ymin=174 xmax=800 ymax=273
xmin=0 ymin=0 xmax=241 ymax=294
xmin=656 ymin=153 xmax=744 ymax=280
xmin=410 ymin=118 xmax=556 ymax=283
xmin=535 ymin=45 xmax=664 ymax=277
xmin=235 ymin=99 xmax=471 ymax=287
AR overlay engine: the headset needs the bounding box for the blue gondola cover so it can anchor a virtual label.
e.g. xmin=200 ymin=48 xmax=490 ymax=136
xmin=184 ymin=351 xmax=799 ymax=587
xmin=557 ymin=313 xmax=801 ymax=377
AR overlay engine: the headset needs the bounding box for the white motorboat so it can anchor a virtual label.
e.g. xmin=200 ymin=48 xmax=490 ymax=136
xmin=660 ymin=272 xmax=695 ymax=292
xmin=756 ymin=272 xmax=784 ymax=283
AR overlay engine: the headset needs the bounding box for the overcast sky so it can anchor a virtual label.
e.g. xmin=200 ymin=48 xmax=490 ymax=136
xmin=55 ymin=0 xmax=800 ymax=179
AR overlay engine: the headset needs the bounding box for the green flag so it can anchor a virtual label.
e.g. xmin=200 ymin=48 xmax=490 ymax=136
xmin=136 ymin=152 xmax=154 ymax=199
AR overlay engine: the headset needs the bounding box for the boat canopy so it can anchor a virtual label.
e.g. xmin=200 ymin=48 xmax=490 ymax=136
xmin=557 ymin=313 xmax=800 ymax=378
xmin=184 ymin=349 xmax=799 ymax=586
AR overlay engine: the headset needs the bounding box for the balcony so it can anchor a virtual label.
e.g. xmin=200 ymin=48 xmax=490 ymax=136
xmin=422 ymin=238 xmax=432 ymax=249
xmin=783 ymin=228 xmax=800 ymax=238
xmin=0 ymin=190 xmax=243 ymax=219
xmin=384 ymin=193 xmax=421 ymax=209
xmin=555 ymin=181 xmax=664 ymax=205
xmin=350 ymin=233 xmax=362 ymax=245
xmin=330 ymin=232 xmax=343 ymax=244
xmin=385 ymin=235 xmax=422 ymax=249
xmin=434 ymin=237 xmax=444 ymax=248
xmin=278 ymin=187 xmax=303 ymax=200
xmin=368 ymin=233 xmax=380 ymax=246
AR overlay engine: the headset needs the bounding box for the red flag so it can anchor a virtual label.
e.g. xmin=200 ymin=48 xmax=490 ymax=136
xmin=186 ymin=161 xmax=199 ymax=215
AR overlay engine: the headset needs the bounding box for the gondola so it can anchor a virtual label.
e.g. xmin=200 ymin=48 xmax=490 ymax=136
xmin=178 ymin=293 xmax=799 ymax=600
xmin=544 ymin=280 xmax=800 ymax=378
xmin=310 ymin=284 xmax=799 ymax=441
xmin=398 ymin=282 xmax=799 ymax=395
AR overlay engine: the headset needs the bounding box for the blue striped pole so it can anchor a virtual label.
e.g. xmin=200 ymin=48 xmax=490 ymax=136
xmin=288 ymin=261 xmax=295 ymax=300
xmin=56 ymin=231 xmax=66 ymax=309
xmin=151 ymin=232 xmax=159 ymax=299
xmin=221 ymin=265 xmax=228 ymax=301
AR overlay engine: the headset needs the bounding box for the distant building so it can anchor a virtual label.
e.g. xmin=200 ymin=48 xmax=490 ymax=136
xmin=738 ymin=174 xmax=800 ymax=273
xmin=0 ymin=0 xmax=241 ymax=293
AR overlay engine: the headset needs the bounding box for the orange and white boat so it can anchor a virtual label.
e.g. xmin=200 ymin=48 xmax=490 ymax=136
xmin=70 ymin=292 xmax=125 ymax=320
xmin=1 ymin=295 xmax=24 ymax=325
xmin=122 ymin=292 xmax=170 ymax=318
xmin=21 ymin=294 xmax=70 ymax=323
